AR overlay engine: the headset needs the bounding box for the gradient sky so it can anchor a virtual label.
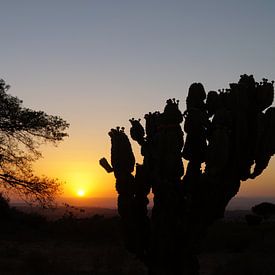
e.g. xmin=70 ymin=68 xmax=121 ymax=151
xmin=1 ymin=0 xmax=275 ymax=201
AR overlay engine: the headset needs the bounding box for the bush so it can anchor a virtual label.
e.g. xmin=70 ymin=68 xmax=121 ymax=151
xmin=0 ymin=193 xmax=10 ymax=218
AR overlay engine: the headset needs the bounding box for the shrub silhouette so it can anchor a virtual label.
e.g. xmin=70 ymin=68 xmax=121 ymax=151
xmin=0 ymin=193 xmax=10 ymax=218
xmin=252 ymin=202 xmax=275 ymax=219
xmin=245 ymin=214 xmax=263 ymax=226
xmin=101 ymin=75 xmax=275 ymax=275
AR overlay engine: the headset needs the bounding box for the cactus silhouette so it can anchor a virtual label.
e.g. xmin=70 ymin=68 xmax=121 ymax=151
xmin=100 ymin=75 xmax=275 ymax=275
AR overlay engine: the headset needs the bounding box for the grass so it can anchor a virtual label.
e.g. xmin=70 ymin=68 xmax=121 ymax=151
xmin=200 ymin=220 xmax=275 ymax=275
xmin=0 ymin=207 xmax=147 ymax=275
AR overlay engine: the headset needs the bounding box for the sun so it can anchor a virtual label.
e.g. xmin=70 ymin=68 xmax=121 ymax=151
xmin=77 ymin=189 xmax=85 ymax=197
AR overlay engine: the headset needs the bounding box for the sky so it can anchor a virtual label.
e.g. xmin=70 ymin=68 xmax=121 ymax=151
xmin=0 ymin=0 xmax=275 ymax=204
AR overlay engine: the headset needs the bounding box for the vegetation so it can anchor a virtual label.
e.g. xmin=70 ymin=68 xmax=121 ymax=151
xmin=0 ymin=79 xmax=69 ymax=206
xmin=1 ymin=204 xmax=275 ymax=275
xmin=102 ymin=75 xmax=275 ymax=274
xmin=252 ymin=202 xmax=275 ymax=219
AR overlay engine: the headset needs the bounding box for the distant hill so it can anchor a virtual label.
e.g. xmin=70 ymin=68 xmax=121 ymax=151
xmin=11 ymin=196 xmax=275 ymax=212
xmin=11 ymin=197 xmax=118 ymax=209
xmin=58 ymin=197 xmax=118 ymax=208
xmin=59 ymin=196 xmax=275 ymax=210
xmin=12 ymin=205 xmax=118 ymax=220
xmin=227 ymin=197 xmax=275 ymax=210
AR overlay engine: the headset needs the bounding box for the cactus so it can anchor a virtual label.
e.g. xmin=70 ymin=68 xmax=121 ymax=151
xmin=100 ymin=75 xmax=275 ymax=275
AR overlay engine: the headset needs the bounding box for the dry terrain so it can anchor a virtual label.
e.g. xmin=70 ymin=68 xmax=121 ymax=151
xmin=1 ymin=206 xmax=275 ymax=275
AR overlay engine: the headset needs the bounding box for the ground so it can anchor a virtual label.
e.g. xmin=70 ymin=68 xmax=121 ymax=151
xmin=1 ymin=206 xmax=275 ymax=275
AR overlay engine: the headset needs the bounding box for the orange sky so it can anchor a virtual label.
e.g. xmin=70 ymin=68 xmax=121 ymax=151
xmin=33 ymin=135 xmax=145 ymax=200
xmin=33 ymin=133 xmax=275 ymax=202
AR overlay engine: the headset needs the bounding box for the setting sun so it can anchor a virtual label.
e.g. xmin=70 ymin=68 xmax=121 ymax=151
xmin=77 ymin=189 xmax=85 ymax=197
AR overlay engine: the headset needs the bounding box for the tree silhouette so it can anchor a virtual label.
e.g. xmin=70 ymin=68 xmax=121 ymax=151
xmin=0 ymin=79 xmax=69 ymax=206
xmin=101 ymin=75 xmax=275 ymax=275
xmin=252 ymin=202 xmax=275 ymax=219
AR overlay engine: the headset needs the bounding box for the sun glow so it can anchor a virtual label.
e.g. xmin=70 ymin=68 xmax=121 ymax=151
xmin=34 ymin=157 xmax=117 ymax=198
xmin=77 ymin=189 xmax=85 ymax=197
xmin=62 ymin=167 xmax=95 ymax=198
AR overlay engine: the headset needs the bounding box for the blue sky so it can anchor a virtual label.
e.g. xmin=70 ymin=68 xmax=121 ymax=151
xmin=0 ymin=0 xmax=275 ymax=198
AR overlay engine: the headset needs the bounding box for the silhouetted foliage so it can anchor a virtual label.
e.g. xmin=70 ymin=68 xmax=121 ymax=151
xmin=252 ymin=202 xmax=275 ymax=219
xmin=0 ymin=192 xmax=10 ymax=218
xmin=245 ymin=214 xmax=263 ymax=226
xmin=101 ymin=75 xmax=275 ymax=275
xmin=0 ymin=79 xmax=69 ymax=206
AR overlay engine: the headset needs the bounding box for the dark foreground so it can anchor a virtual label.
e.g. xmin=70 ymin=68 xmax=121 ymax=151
xmin=1 ymin=207 xmax=275 ymax=275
